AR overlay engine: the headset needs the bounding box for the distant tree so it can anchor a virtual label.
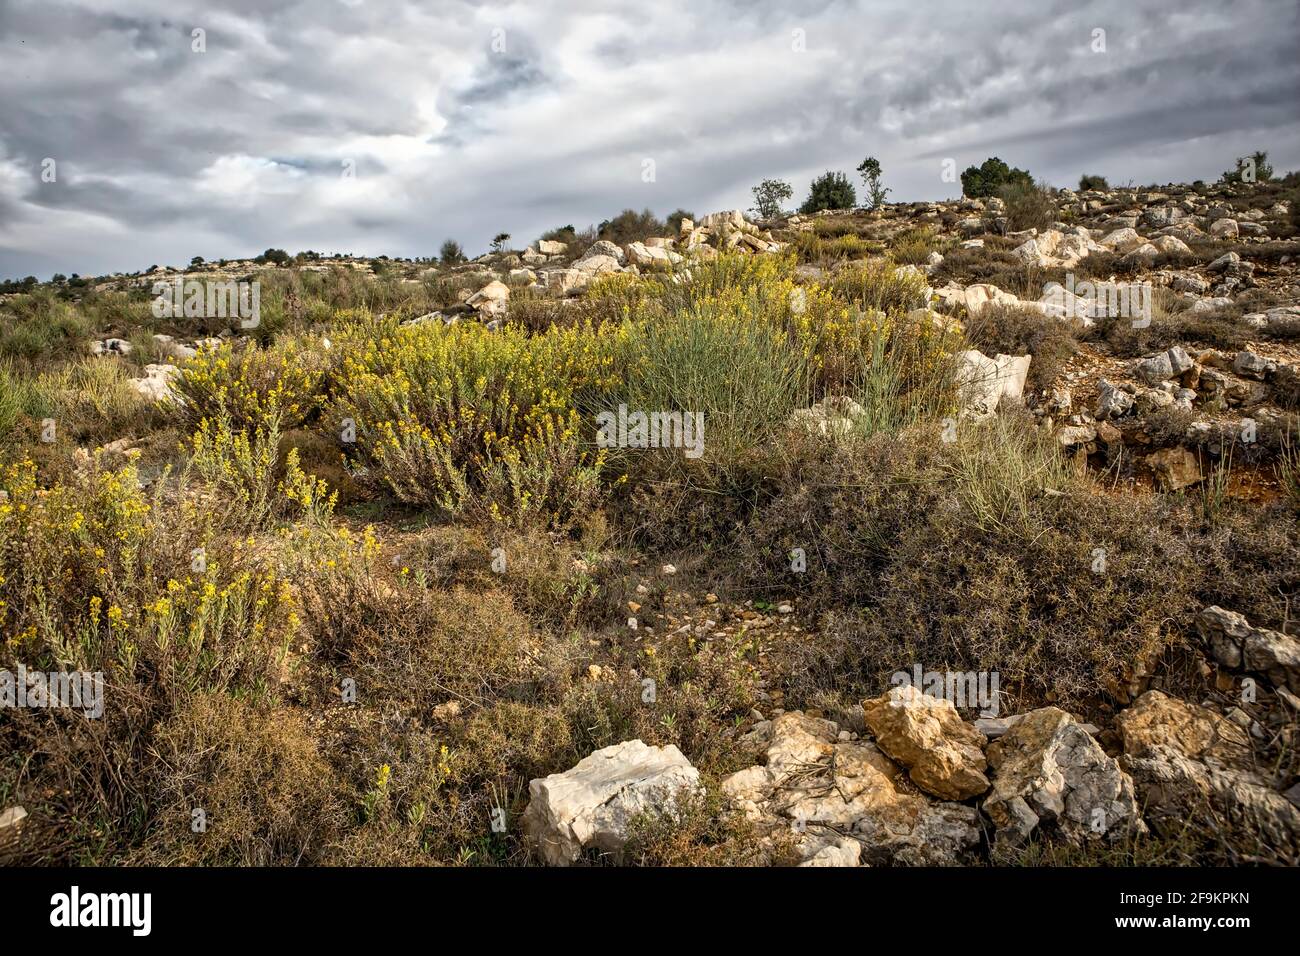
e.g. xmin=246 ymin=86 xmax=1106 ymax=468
xmin=1222 ymin=150 xmax=1273 ymax=184
xmin=190 ymin=255 xmax=205 ymax=268
xmin=750 ymin=179 xmax=793 ymax=219
xmin=597 ymin=208 xmax=667 ymax=244
xmin=0 ymin=275 xmax=38 ymax=293
xmin=491 ymin=232 xmax=512 ymax=252
xmin=51 ymin=273 xmax=67 ymax=284
xmin=258 ymin=248 xmax=290 ymax=266
xmin=961 ymin=157 xmax=1033 ymax=198
xmin=664 ymin=208 xmax=697 ymax=231
xmin=856 ymin=157 xmax=891 ymax=210
xmin=439 ymin=239 xmax=465 ymax=263
xmin=799 ymin=171 xmax=857 ymax=214
xmin=1078 ymin=174 xmax=1108 ymax=191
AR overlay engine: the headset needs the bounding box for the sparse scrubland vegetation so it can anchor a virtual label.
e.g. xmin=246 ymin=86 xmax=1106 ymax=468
xmin=2 ymin=165 xmax=1299 ymax=869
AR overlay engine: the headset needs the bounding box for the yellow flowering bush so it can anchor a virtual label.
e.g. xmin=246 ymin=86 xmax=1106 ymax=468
xmin=176 ymin=336 xmax=329 ymax=430
xmin=188 ymin=412 xmax=336 ymax=530
xmin=0 ymin=457 xmax=298 ymax=700
xmin=329 ymin=319 xmax=623 ymax=524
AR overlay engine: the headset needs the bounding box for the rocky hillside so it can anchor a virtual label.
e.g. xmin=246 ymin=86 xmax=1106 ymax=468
xmin=1 ymin=173 xmax=1297 ymax=867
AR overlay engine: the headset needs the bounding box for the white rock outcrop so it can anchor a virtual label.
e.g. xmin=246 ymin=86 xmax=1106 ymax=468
xmin=522 ymin=740 xmax=702 ymax=865
xmin=956 ymin=349 xmax=1031 ymax=420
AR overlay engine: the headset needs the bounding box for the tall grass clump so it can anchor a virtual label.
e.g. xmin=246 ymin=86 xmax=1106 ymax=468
xmin=939 ymin=413 xmax=1074 ymax=536
xmin=0 ymin=290 xmax=92 ymax=365
xmin=617 ymin=286 xmax=812 ymax=484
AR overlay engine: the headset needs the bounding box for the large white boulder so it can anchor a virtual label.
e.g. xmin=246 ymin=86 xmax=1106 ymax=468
xmin=625 ymin=241 xmax=682 ymax=267
xmin=131 ymin=363 xmax=182 ymax=403
xmin=523 ymin=740 xmax=702 ymax=865
xmin=1098 ymin=227 xmax=1146 ymax=253
xmin=466 ymin=280 xmax=510 ymax=317
xmin=935 ymin=282 xmax=1021 ymax=316
xmin=956 ymin=349 xmax=1031 ymax=420
xmin=698 ymin=209 xmax=749 ymax=233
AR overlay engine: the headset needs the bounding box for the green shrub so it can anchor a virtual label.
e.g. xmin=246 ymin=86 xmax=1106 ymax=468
xmin=0 ymin=290 xmax=91 ymax=365
xmin=964 ymin=303 xmax=1079 ymax=392
xmin=828 ymin=259 xmax=930 ymax=315
xmin=962 ymin=156 xmax=1033 ymax=199
xmin=890 ymin=225 xmax=938 ymax=265
xmin=618 ymin=285 xmax=811 ymax=484
xmin=598 ymin=208 xmax=667 ymax=244
xmin=999 ymin=178 xmax=1058 ymax=231
xmin=799 ymin=171 xmax=857 ymax=214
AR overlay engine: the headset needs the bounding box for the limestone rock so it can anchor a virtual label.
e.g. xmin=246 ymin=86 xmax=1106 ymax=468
xmin=862 ymin=685 xmax=990 ymax=800
xmin=984 ymin=707 xmax=1144 ymax=845
xmin=719 ymin=712 xmax=979 ymax=866
xmin=1115 ymin=691 xmax=1250 ymax=770
xmin=1209 ymin=218 xmax=1239 ymax=239
xmin=956 ymin=349 xmax=1031 ymax=420
xmin=466 ymin=280 xmax=509 ymax=317
xmin=130 ymin=363 xmax=182 ymax=403
xmin=787 ymin=396 xmax=866 ymax=438
xmin=1196 ymin=606 xmax=1300 ymax=691
xmin=522 ymin=740 xmax=702 ymax=865
xmin=934 ymin=282 xmax=1021 ymax=317
xmin=1096 ymin=378 xmax=1134 ymax=419
xmin=1118 ymin=692 xmax=1300 ymax=857
xmin=1099 ymin=227 xmax=1145 ymax=253
xmin=1135 ymin=346 xmax=1193 ymax=385
xmin=1146 ymin=446 xmax=1203 ymax=491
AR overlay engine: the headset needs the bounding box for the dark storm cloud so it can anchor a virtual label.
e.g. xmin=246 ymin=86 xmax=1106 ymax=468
xmin=1 ymin=0 xmax=1297 ymax=279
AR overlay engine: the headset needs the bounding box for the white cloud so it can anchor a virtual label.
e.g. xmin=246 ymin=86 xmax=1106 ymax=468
xmin=0 ymin=0 xmax=1296 ymax=278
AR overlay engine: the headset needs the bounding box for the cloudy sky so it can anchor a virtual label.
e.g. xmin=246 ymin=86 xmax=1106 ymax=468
xmin=1 ymin=0 xmax=1297 ymax=279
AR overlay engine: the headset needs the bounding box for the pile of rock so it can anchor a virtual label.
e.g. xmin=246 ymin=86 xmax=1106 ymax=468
xmin=529 ymin=211 xmax=783 ymax=297
xmin=524 ymin=683 xmax=1188 ymax=866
